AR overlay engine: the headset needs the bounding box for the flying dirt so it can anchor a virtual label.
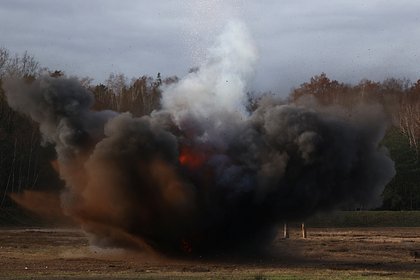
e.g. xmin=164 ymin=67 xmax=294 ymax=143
xmin=3 ymin=21 xmax=395 ymax=256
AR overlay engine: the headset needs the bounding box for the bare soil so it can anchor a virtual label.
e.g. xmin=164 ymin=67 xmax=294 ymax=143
xmin=0 ymin=227 xmax=419 ymax=279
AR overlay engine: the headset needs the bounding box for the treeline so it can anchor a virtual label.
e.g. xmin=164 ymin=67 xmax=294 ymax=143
xmin=0 ymin=48 xmax=419 ymax=210
xmin=91 ymin=72 xmax=178 ymax=116
xmin=291 ymin=73 xmax=420 ymax=155
xmin=289 ymin=73 xmax=420 ymax=210
xmin=0 ymin=48 xmax=172 ymax=208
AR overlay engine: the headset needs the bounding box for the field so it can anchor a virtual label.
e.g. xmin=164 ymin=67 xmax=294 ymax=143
xmin=0 ymin=226 xmax=419 ymax=280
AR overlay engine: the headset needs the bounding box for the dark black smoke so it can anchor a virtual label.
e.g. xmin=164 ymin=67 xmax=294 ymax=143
xmin=3 ymin=75 xmax=395 ymax=256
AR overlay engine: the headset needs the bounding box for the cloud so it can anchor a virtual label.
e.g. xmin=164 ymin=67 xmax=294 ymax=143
xmin=1 ymin=0 xmax=420 ymax=93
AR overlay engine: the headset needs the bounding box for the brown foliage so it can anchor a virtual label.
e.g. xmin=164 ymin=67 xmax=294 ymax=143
xmin=291 ymin=73 xmax=420 ymax=155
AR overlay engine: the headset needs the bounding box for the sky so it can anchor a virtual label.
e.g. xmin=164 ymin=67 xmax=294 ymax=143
xmin=1 ymin=0 xmax=420 ymax=95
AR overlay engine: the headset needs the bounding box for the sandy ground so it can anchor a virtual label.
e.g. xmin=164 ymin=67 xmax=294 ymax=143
xmin=0 ymin=227 xmax=419 ymax=279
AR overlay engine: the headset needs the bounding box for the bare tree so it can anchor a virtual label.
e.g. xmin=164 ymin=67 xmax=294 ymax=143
xmin=3 ymin=50 xmax=39 ymax=78
xmin=397 ymin=82 xmax=420 ymax=155
xmin=0 ymin=47 xmax=10 ymax=77
xmin=20 ymin=51 xmax=39 ymax=77
xmin=78 ymin=76 xmax=94 ymax=89
xmin=105 ymin=73 xmax=127 ymax=111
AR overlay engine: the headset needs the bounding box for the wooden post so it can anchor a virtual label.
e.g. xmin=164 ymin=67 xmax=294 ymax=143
xmin=301 ymin=222 xmax=307 ymax=238
xmin=283 ymin=223 xmax=289 ymax=239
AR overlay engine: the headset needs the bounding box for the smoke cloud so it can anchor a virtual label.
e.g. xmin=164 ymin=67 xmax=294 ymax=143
xmin=3 ymin=21 xmax=395 ymax=256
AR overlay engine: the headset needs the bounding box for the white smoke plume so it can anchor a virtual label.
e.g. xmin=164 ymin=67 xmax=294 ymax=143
xmin=163 ymin=21 xmax=257 ymax=118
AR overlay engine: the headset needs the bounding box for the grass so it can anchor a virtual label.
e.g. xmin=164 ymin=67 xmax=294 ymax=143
xmin=306 ymin=210 xmax=420 ymax=227
xmin=7 ymin=273 xmax=420 ymax=280
xmin=2 ymin=207 xmax=420 ymax=228
xmin=1 ymin=227 xmax=419 ymax=280
xmin=1 ymin=272 xmax=416 ymax=280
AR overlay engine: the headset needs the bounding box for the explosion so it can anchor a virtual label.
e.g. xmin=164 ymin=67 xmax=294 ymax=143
xmin=3 ymin=21 xmax=395 ymax=256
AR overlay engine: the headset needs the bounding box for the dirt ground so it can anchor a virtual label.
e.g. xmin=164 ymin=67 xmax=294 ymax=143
xmin=0 ymin=227 xmax=419 ymax=279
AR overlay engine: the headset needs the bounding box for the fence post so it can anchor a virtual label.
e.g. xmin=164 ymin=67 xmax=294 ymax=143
xmin=301 ymin=222 xmax=307 ymax=238
xmin=283 ymin=223 xmax=289 ymax=239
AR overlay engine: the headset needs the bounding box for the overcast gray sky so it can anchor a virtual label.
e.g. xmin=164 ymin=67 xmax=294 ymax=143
xmin=1 ymin=0 xmax=420 ymax=95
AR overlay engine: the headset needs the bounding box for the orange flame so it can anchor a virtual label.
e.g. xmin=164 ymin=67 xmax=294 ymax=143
xmin=178 ymin=147 xmax=206 ymax=170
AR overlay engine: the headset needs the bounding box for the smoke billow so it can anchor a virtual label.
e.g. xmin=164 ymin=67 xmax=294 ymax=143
xmin=4 ymin=21 xmax=395 ymax=256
